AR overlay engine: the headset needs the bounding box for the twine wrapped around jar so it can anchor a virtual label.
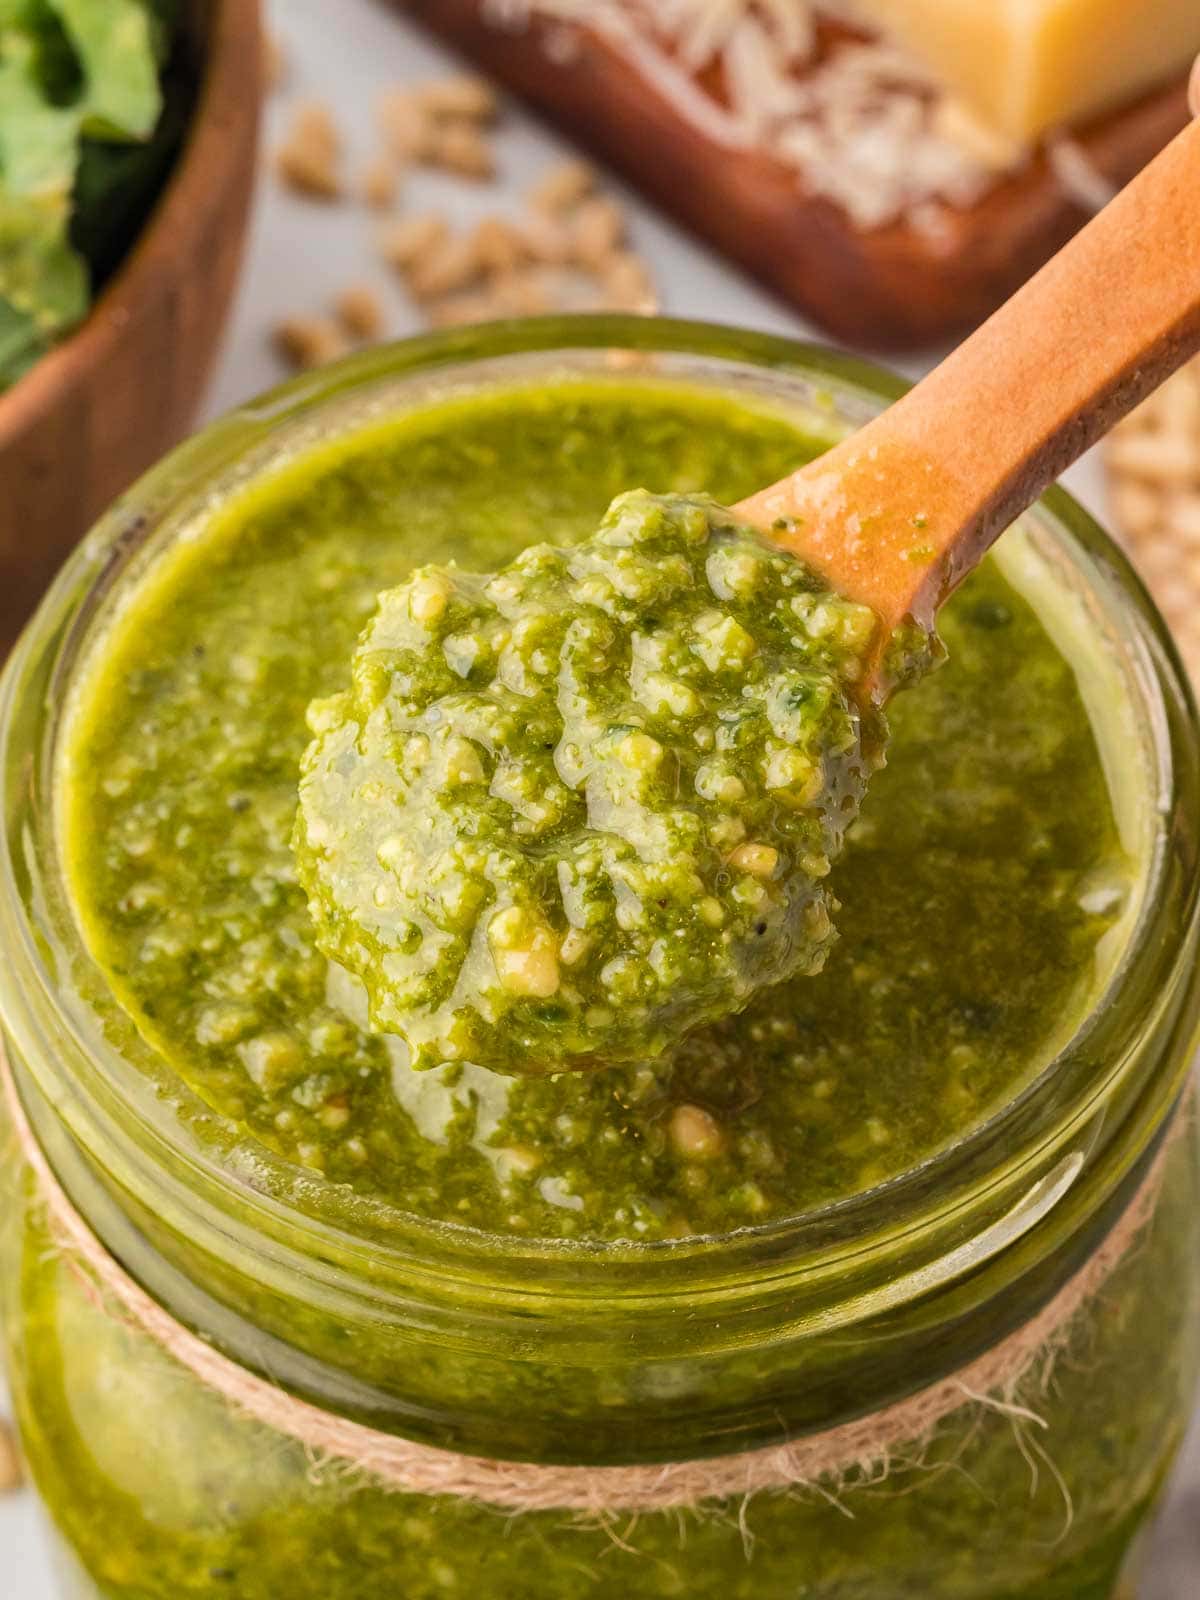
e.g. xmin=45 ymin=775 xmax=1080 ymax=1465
xmin=0 ymin=1049 xmax=1181 ymax=1516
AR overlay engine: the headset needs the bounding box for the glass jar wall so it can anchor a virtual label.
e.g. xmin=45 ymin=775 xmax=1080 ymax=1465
xmin=1 ymin=319 xmax=1198 ymax=1600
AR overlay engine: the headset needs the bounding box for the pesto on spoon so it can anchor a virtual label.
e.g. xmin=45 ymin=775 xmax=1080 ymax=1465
xmin=294 ymin=491 xmax=886 ymax=1075
xmin=297 ymin=111 xmax=1200 ymax=1076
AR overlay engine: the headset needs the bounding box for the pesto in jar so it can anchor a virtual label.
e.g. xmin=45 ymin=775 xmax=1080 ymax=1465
xmin=59 ymin=379 xmax=1130 ymax=1241
xmin=7 ymin=367 xmax=1190 ymax=1600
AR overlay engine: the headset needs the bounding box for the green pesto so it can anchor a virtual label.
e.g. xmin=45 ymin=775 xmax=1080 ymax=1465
xmin=14 ymin=371 xmax=1192 ymax=1600
xmin=61 ymin=380 xmax=1129 ymax=1242
xmin=5 ymin=1133 xmax=1198 ymax=1600
xmin=294 ymin=491 xmax=883 ymax=1076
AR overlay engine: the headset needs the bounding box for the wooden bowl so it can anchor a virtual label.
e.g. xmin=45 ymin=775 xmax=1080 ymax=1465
xmin=0 ymin=0 xmax=262 ymax=649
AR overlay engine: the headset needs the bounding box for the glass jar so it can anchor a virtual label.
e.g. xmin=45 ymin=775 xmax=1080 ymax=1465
xmin=1 ymin=317 xmax=1198 ymax=1600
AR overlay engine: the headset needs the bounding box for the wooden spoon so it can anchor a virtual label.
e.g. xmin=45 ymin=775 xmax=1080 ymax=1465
xmin=735 ymin=112 xmax=1200 ymax=693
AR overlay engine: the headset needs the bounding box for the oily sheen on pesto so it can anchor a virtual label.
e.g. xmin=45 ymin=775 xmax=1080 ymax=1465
xmin=61 ymin=381 xmax=1127 ymax=1240
xmin=294 ymin=491 xmax=883 ymax=1076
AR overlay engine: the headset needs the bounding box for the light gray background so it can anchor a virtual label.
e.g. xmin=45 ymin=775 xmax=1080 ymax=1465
xmin=4 ymin=0 xmax=1198 ymax=1592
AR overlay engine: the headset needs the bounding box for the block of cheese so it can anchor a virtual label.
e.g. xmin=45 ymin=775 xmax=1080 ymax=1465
xmin=853 ymin=0 xmax=1200 ymax=143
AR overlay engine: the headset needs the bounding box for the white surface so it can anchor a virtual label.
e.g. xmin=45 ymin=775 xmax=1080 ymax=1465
xmin=4 ymin=0 xmax=1197 ymax=1594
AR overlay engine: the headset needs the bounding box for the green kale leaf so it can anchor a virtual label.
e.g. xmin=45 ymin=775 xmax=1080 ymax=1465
xmin=0 ymin=291 xmax=48 ymax=384
xmin=0 ymin=0 xmax=177 ymax=388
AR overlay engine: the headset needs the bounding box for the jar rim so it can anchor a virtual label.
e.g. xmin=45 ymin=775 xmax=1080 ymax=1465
xmin=1 ymin=314 xmax=1198 ymax=1329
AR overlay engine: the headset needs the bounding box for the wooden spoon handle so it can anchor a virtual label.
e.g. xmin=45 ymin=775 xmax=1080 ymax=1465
xmin=737 ymin=116 xmax=1200 ymax=636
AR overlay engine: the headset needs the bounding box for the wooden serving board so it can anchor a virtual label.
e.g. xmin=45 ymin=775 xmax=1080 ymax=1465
xmin=403 ymin=0 xmax=1189 ymax=349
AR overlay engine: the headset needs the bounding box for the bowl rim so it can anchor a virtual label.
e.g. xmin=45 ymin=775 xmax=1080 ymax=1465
xmin=0 ymin=0 xmax=263 ymax=446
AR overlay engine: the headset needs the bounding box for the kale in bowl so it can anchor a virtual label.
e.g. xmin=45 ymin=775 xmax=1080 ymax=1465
xmin=0 ymin=0 xmax=193 ymax=388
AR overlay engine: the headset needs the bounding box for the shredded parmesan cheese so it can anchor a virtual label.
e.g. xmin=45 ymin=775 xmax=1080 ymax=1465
xmin=657 ymin=0 xmax=816 ymax=71
xmin=482 ymin=0 xmax=1031 ymax=229
xmin=1046 ymin=138 xmax=1118 ymax=216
